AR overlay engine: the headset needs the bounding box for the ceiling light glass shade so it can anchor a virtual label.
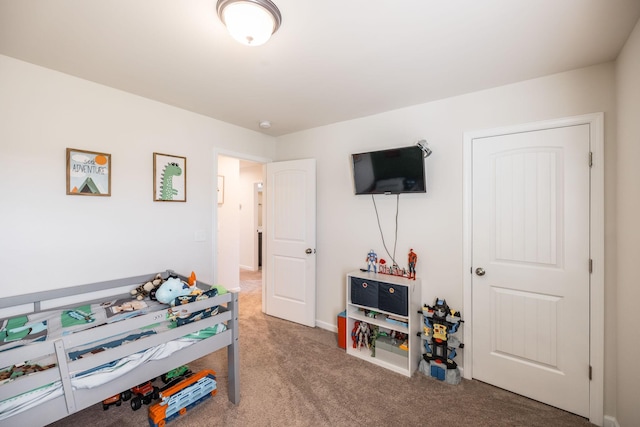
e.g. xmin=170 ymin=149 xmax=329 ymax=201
xmin=217 ymin=0 xmax=282 ymax=47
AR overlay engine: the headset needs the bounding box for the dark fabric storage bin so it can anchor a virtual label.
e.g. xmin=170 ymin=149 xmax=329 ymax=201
xmin=378 ymin=283 xmax=408 ymax=316
xmin=350 ymin=277 xmax=379 ymax=308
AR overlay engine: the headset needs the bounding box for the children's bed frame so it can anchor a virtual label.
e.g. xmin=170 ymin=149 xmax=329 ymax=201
xmin=0 ymin=271 xmax=239 ymax=427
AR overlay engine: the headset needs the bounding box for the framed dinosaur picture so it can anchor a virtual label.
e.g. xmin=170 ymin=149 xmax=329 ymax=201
xmin=153 ymin=152 xmax=186 ymax=202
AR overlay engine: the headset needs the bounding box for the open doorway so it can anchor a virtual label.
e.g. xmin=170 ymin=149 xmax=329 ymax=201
xmin=216 ymin=155 xmax=316 ymax=327
xmin=216 ymin=153 xmax=264 ymax=298
xmin=239 ymin=160 xmax=263 ymax=284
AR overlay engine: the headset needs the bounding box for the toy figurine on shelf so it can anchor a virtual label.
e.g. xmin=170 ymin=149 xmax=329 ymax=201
xmin=408 ymin=249 xmax=417 ymax=280
xmin=365 ymin=250 xmax=378 ymax=273
xmin=378 ymin=258 xmax=388 ymax=274
xmin=351 ymin=320 xmax=373 ymax=350
xmin=376 ymin=250 xmax=417 ymax=279
xmin=419 ymin=297 xmax=464 ymax=385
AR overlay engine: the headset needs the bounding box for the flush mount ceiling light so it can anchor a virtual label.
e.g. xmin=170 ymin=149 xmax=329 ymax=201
xmin=217 ymin=0 xmax=282 ymax=46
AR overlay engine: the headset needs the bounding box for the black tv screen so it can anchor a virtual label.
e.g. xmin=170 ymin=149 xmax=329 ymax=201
xmin=351 ymin=146 xmax=426 ymax=195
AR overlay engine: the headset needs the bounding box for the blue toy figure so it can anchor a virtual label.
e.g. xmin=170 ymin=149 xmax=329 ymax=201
xmin=419 ymin=297 xmax=464 ymax=384
xmin=365 ymin=250 xmax=378 ymax=273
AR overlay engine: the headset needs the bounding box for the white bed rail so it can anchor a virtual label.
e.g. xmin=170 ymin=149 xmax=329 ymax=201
xmin=0 ymin=271 xmax=240 ymax=427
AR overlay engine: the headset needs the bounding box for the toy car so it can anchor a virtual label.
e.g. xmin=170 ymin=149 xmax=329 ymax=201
xmin=102 ymin=390 xmax=131 ymax=410
xmin=130 ymin=380 xmax=160 ymax=411
xmin=161 ymin=365 xmax=191 ymax=384
xmin=102 ymin=394 xmax=122 ymax=410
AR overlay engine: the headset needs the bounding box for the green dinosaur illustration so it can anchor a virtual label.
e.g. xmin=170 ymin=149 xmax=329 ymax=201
xmin=160 ymin=162 xmax=182 ymax=200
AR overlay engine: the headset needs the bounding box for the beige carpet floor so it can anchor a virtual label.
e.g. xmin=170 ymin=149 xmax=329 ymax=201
xmin=47 ymin=269 xmax=592 ymax=427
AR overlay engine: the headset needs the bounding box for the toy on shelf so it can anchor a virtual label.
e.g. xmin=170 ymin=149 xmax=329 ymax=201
xmin=363 ymin=309 xmax=380 ymax=319
xmin=408 ymin=249 xmax=417 ymax=280
xmin=365 ymin=250 xmax=378 ymax=273
xmin=148 ymin=369 xmax=218 ymax=427
xmin=377 ymin=258 xmax=407 ymax=277
xmin=419 ymin=297 xmax=464 ymax=385
xmin=377 ymin=250 xmax=419 ymax=279
xmin=363 ymin=248 xmax=419 ymax=279
xmin=351 ymin=320 xmax=373 ymax=350
xmin=130 ymin=273 xmax=164 ymax=301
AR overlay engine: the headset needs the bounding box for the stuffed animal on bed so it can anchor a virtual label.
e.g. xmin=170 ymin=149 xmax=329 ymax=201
xmin=130 ymin=273 xmax=164 ymax=301
xmin=155 ymin=275 xmax=202 ymax=305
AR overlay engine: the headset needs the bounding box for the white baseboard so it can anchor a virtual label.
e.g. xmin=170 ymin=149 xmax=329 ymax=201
xmin=603 ymin=415 xmax=619 ymax=427
xmin=316 ymin=319 xmax=336 ymax=333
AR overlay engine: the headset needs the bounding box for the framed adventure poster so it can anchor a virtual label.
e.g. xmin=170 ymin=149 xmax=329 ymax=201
xmin=66 ymin=148 xmax=111 ymax=196
xmin=153 ymin=152 xmax=186 ymax=202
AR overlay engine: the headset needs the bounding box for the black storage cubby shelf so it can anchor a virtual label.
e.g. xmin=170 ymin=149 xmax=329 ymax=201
xmin=345 ymin=270 xmax=421 ymax=377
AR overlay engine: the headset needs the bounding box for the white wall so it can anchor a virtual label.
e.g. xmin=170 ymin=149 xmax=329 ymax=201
xmin=615 ymin=18 xmax=640 ymax=427
xmin=275 ymin=62 xmax=617 ymax=415
xmin=0 ymin=55 xmax=276 ymax=296
xmin=217 ymin=155 xmax=241 ymax=290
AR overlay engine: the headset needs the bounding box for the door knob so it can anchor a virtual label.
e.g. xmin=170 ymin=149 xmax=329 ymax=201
xmin=305 ymin=248 xmax=314 ymax=254
xmin=475 ymin=267 xmax=485 ymax=276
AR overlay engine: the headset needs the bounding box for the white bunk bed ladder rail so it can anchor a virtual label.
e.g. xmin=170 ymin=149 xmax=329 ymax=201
xmin=227 ymin=291 xmax=240 ymax=404
xmin=54 ymin=339 xmax=76 ymax=414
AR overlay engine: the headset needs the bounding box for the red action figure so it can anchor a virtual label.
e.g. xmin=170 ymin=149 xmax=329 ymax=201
xmin=408 ymin=249 xmax=417 ymax=280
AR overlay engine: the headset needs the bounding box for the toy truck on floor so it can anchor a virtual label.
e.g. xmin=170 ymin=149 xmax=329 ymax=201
xmin=130 ymin=380 xmax=160 ymax=410
xmin=148 ymin=369 xmax=217 ymax=427
xmin=102 ymin=393 xmax=124 ymax=410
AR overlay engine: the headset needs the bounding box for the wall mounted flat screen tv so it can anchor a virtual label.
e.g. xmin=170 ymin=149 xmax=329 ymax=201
xmin=351 ymin=145 xmax=426 ymax=195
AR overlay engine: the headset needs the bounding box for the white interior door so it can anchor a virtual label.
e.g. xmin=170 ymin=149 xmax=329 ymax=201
xmin=265 ymin=159 xmax=316 ymax=327
xmin=471 ymin=124 xmax=591 ymax=417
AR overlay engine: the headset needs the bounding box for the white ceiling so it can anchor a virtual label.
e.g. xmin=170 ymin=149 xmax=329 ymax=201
xmin=1 ymin=1 xmax=639 ymax=136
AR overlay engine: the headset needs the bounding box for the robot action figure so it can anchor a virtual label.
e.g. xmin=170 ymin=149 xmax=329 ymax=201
xmin=419 ymin=297 xmax=464 ymax=384
xmin=351 ymin=321 xmax=373 ymax=350
xmin=365 ymin=249 xmax=378 ymax=273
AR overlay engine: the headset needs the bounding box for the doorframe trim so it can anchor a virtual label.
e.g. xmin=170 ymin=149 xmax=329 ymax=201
xmin=462 ymin=112 xmax=604 ymax=425
xmin=212 ymin=148 xmax=271 ymax=311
